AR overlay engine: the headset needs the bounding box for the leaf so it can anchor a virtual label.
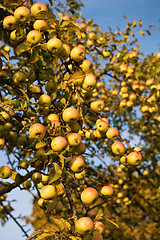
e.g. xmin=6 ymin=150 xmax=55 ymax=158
xmin=105 ymin=218 xmax=119 ymax=228
xmin=139 ymin=30 xmax=145 ymax=37
xmin=94 ymin=209 xmax=104 ymax=221
xmin=50 ymin=216 xmax=71 ymax=232
xmin=15 ymin=42 xmax=31 ymax=56
xmin=59 ymin=154 xmax=65 ymax=170
xmin=0 ymin=49 xmax=9 ymax=61
xmin=42 ymin=222 xmax=60 ymax=233
xmin=45 ymin=150 xmax=54 ymax=155
xmin=35 ymin=141 xmax=46 ymax=149
xmin=18 ymin=88 xmax=29 ymax=104
xmin=34 ymin=232 xmax=52 ymax=240
xmin=48 ymin=162 xmax=62 ymax=183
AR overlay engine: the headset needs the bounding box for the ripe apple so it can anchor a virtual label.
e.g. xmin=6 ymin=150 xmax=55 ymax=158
xmin=47 ymin=38 xmax=63 ymax=54
xmin=31 ymin=2 xmax=48 ymax=18
xmin=0 ymin=166 xmax=12 ymax=179
xmin=128 ymin=51 xmax=138 ymax=58
xmin=33 ymin=19 xmax=48 ymax=30
xmin=146 ymin=78 xmax=154 ymax=86
xmin=117 ymin=192 xmax=123 ymax=198
xmin=90 ymin=99 xmax=105 ymax=112
xmin=94 ymin=221 xmax=105 ymax=234
xmin=75 ymin=217 xmax=94 ymax=235
xmin=70 ymin=46 xmax=86 ymax=62
xmin=29 ymin=123 xmax=46 ymax=139
xmin=80 ymin=59 xmax=93 ymax=73
xmin=127 ymin=151 xmax=142 ymax=165
xmin=101 ymin=185 xmax=113 ymax=196
xmin=14 ymin=6 xmax=30 ymax=22
xmin=62 ymin=107 xmax=80 ymax=123
xmin=81 ymin=187 xmax=98 ymax=205
xmin=106 ymin=127 xmax=119 ymax=141
xmin=96 ymin=120 xmax=109 ymax=132
xmin=47 ymin=113 xmax=59 ymax=122
xmin=70 ymin=156 xmax=85 ymax=173
xmin=82 ymin=73 xmax=96 ymax=90
xmin=120 ymin=155 xmax=127 ymax=165
xmin=31 ymin=172 xmax=42 ymax=184
xmin=38 ymin=94 xmax=51 ymax=107
xmin=3 ymin=15 xmax=17 ymax=30
xmin=13 ymin=72 xmax=26 ymax=84
xmin=111 ymin=141 xmax=126 ymax=155
xmin=88 ymin=32 xmax=96 ymax=40
xmin=68 ymin=133 xmax=82 ymax=146
xmin=40 ymin=184 xmax=57 ymax=200
xmin=0 ymin=138 xmax=5 ymax=149
xmin=120 ymin=64 xmax=127 ymax=72
xmin=75 ymin=170 xmax=86 ymax=179
xmin=51 ymin=136 xmax=68 ymax=152
xmin=27 ymin=30 xmax=42 ymax=45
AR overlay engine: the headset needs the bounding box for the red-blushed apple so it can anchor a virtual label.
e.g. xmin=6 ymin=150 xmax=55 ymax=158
xmin=38 ymin=94 xmax=51 ymax=107
xmin=40 ymin=184 xmax=57 ymax=200
xmin=0 ymin=138 xmax=5 ymax=149
xmin=81 ymin=187 xmax=98 ymax=205
xmin=14 ymin=6 xmax=30 ymax=22
xmin=79 ymin=22 xmax=87 ymax=31
xmin=31 ymin=2 xmax=48 ymax=18
xmin=47 ymin=38 xmax=63 ymax=54
xmin=128 ymin=51 xmax=138 ymax=58
xmin=90 ymin=99 xmax=105 ymax=113
xmin=80 ymin=59 xmax=93 ymax=73
xmin=13 ymin=72 xmax=26 ymax=84
xmin=96 ymin=120 xmax=109 ymax=132
xmin=127 ymin=151 xmax=142 ymax=165
xmin=33 ymin=19 xmax=48 ymax=30
xmin=111 ymin=141 xmax=126 ymax=155
xmin=75 ymin=169 xmax=86 ymax=179
xmin=92 ymin=231 xmax=103 ymax=240
xmin=70 ymin=156 xmax=85 ymax=173
xmin=119 ymin=100 xmax=127 ymax=108
xmin=88 ymin=32 xmax=96 ymax=40
xmin=82 ymin=73 xmax=96 ymax=90
xmin=62 ymin=107 xmax=80 ymax=123
xmin=127 ymin=100 xmax=134 ymax=108
xmin=94 ymin=221 xmax=105 ymax=234
xmin=47 ymin=113 xmax=59 ymax=122
xmin=31 ymin=172 xmax=42 ymax=184
xmin=120 ymin=64 xmax=128 ymax=72
xmin=68 ymin=133 xmax=82 ymax=146
xmin=0 ymin=166 xmax=12 ymax=179
xmin=106 ymin=127 xmax=119 ymax=140
xmin=75 ymin=217 xmax=94 ymax=235
xmin=50 ymin=120 xmax=61 ymax=129
xmin=51 ymin=136 xmax=68 ymax=152
xmin=27 ymin=30 xmax=42 ymax=45
xmin=70 ymin=46 xmax=86 ymax=62
xmin=146 ymin=78 xmax=154 ymax=86
xmin=101 ymin=185 xmax=113 ymax=196
xmin=29 ymin=123 xmax=46 ymax=139
xmin=3 ymin=15 xmax=17 ymax=30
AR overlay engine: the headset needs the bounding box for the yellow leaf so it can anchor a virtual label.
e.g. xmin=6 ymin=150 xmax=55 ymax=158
xmin=34 ymin=233 xmax=52 ymax=240
xmin=105 ymin=218 xmax=119 ymax=228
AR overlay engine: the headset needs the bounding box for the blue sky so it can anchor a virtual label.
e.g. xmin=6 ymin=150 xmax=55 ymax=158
xmin=0 ymin=0 xmax=160 ymax=239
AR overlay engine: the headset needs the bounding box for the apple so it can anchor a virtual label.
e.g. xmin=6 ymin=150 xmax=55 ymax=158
xmin=31 ymin=2 xmax=48 ymax=18
xmin=13 ymin=72 xmax=26 ymax=84
xmin=57 ymin=44 xmax=70 ymax=59
xmin=66 ymin=122 xmax=81 ymax=133
xmin=28 ymin=84 xmax=41 ymax=93
xmin=81 ymin=187 xmax=98 ymax=205
xmin=120 ymin=64 xmax=127 ymax=72
xmin=75 ymin=170 xmax=86 ymax=179
xmin=127 ymin=151 xmax=142 ymax=165
xmin=82 ymin=73 xmax=96 ymax=90
xmin=35 ymin=148 xmax=47 ymax=160
xmin=41 ymin=174 xmax=49 ymax=185
xmin=127 ymin=100 xmax=133 ymax=108
xmin=14 ymin=6 xmax=30 ymax=22
xmin=128 ymin=51 xmax=138 ymax=58
xmin=40 ymin=184 xmax=57 ymax=200
xmin=68 ymin=133 xmax=82 ymax=146
xmin=101 ymin=185 xmax=113 ymax=196
xmin=70 ymin=142 xmax=86 ymax=155
xmin=19 ymin=159 xmax=29 ymax=169
xmin=88 ymin=32 xmax=96 ymax=40
xmin=70 ymin=46 xmax=86 ymax=62
xmin=141 ymin=105 xmax=149 ymax=113
xmin=31 ymin=172 xmax=42 ymax=184
xmin=70 ymin=156 xmax=85 ymax=173
xmin=38 ymin=94 xmax=51 ymax=107
xmin=62 ymin=107 xmax=80 ymax=123
xmin=69 ymin=71 xmax=85 ymax=86
xmin=79 ymin=22 xmax=87 ymax=31
xmin=90 ymin=99 xmax=105 ymax=113
xmin=3 ymin=15 xmax=17 ymax=30
xmin=23 ymin=180 xmax=32 ymax=189
xmin=0 ymin=138 xmax=5 ymax=149
xmin=117 ymin=192 xmax=123 ymax=198
xmin=47 ymin=38 xmax=63 ymax=54
xmin=51 ymin=136 xmax=68 ymax=152
xmin=129 ymin=93 xmax=136 ymax=101
xmin=38 ymin=198 xmax=46 ymax=208
xmin=47 ymin=113 xmax=59 ymax=122
xmin=29 ymin=123 xmax=46 ymax=139
xmin=106 ymin=127 xmax=119 ymax=141
xmin=27 ymin=30 xmax=42 ymax=45
xmin=80 ymin=59 xmax=93 ymax=73
xmin=120 ymin=155 xmax=127 ymax=165
xmin=96 ymin=120 xmax=109 ymax=132
xmin=119 ymin=100 xmax=127 ymax=108
xmin=102 ymin=50 xmax=110 ymax=58
xmin=86 ymin=39 xmax=94 ymax=46
xmin=0 ymin=166 xmax=12 ymax=179
xmin=75 ymin=217 xmax=94 ymax=235
xmin=94 ymin=221 xmax=105 ymax=234
xmin=33 ymin=19 xmax=48 ymax=30
xmin=111 ymin=141 xmax=126 ymax=155
xmin=146 ymin=78 xmax=154 ymax=86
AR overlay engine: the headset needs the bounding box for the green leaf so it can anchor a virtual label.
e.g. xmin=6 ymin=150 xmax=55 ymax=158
xmin=45 ymin=150 xmax=54 ymax=155
xmin=34 ymin=232 xmax=52 ymax=240
xmin=35 ymin=141 xmax=46 ymax=149
xmin=94 ymin=209 xmax=104 ymax=221
xmin=48 ymin=162 xmax=62 ymax=183
xmin=18 ymin=88 xmax=29 ymax=104
xmin=15 ymin=42 xmax=31 ymax=56
xmin=105 ymin=218 xmax=119 ymax=229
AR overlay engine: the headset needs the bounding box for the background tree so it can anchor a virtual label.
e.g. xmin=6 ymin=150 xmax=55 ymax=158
xmin=0 ymin=0 xmax=160 ymax=239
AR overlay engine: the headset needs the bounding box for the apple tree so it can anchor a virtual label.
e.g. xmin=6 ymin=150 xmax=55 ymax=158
xmin=0 ymin=0 xmax=160 ymax=239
